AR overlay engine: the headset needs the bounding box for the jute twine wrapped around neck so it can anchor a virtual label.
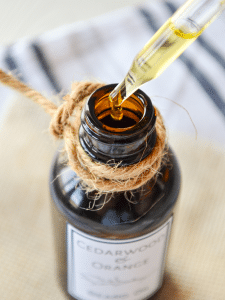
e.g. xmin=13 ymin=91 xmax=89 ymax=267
xmin=0 ymin=69 xmax=167 ymax=193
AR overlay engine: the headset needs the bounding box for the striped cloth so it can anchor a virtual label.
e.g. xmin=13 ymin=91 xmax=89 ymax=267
xmin=0 ymin=0 xmax=225 ymax=146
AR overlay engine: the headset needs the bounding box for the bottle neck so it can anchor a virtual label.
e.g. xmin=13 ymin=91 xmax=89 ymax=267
xmin=79 ymin=84 xmax=156 ymax=166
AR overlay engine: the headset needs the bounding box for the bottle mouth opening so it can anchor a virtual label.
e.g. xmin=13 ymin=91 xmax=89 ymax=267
xmin=86 ymin=84 xmax=153 ymax=135
xmin=94 ymin=90 xmax=145 ymax=133
xmin=79 ymin=84 xmax=157 ymax=165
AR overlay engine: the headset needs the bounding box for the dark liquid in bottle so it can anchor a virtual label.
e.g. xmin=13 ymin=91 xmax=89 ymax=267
xmin=100 ymin=115 xmax=137 ymax=128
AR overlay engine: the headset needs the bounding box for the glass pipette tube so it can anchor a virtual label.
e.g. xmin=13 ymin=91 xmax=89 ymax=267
xmin=109 ymin=0 xmax=225 ymax=120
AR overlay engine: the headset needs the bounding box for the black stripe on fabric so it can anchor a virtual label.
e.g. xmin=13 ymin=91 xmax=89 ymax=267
xmin=4 ymin=46 xmax=24 ymax=81
xmin=180 ymin=55 xmax=225 ymax=115
xmin=138 ymin=7 xmax=158 ymax=32
xmin=165 ymin=1 xmax=225 ymax=71
xmin=138 ymin=7 xmax=225 ymax=118
xmin=31 ymin=43 xmax=61 ymax=93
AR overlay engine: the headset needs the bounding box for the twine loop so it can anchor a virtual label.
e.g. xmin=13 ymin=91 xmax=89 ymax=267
xmin=49 ymin=81 xmax=104 ymax=138
xmin=49 ymin=82 xmax=167 ymax=193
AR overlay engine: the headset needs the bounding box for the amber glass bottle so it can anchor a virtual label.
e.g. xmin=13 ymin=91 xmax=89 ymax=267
xmin=49 ymin=84 xmax=181 ymax=300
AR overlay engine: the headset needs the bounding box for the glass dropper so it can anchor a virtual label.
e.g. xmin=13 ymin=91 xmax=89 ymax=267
xmin=109 ymin=0 xmax=225 ymax=121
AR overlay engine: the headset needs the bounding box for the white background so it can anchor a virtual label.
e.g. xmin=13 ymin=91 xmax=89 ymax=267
xmin=0 ymin=0 xmax=143 ymax=45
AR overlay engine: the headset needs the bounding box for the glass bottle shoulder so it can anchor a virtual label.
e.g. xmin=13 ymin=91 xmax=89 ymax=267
xmin=49 ymin=147 xmax=181 ymax=239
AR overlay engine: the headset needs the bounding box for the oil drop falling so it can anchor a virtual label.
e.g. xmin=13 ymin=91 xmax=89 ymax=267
xmin=109 ymin=91 xmax=123 ymax=121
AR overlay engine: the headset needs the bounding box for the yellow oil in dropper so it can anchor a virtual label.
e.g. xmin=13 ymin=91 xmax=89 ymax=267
xmin=109 ymin=18 xmax=201 ymax=120
xmin=109 ymin=0 xmax=225 ymax=121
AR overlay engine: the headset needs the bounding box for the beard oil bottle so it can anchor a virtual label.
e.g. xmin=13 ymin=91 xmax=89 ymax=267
xmin=49 ymin=84 xmax=181 ymax=300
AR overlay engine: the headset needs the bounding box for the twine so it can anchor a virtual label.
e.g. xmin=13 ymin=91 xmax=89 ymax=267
xmin=0 ymin=69 xmax=167 ymax=193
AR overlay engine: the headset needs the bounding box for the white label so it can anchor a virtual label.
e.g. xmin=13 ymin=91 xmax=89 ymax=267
xmin=67 ymin=217 xmax=172 ymax=300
